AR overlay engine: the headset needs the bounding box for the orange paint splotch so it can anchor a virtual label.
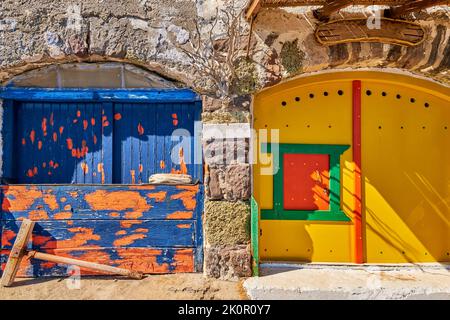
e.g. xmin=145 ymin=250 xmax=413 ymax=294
xmin=172 ymin=249 xmax=194 ymax=272
xmin=71 ymin=149 xmax=77 ymax=157
xmin=83 ymin=119 xmax=88 ymax=130
xmin=41 ymin=117 xmax=48 ymax=136
xmin=124 ymin=211 xmax=143 ymax=219
xmin=176 ymin=223 xmax=191 ymax=229
xmin=114 ymin=113 xmax=122 ymax=120
xmin=69 ymin=192 xmax=78 ymax=198
xmin=81 ymin=162 xmax=89 ymax=174
xmin=130 ymin=170 xmax=136 ymax=184
xmin=66 ymin=138 xmax=73 ymax=150
xmin=137 ymin=123 xmax=144 ymax=135
xmin=43 ymin=191 xmax=59 ymax=210
xmin=120 ymin=220 xmax=143 ymax=228
xmin=1 ymin=186 xmax=42 ymax=211
xmin=91 ymin=117 xmax=96 ymax=126
xmin=32 ymin=235 xmax=53 ymax=246
xmin=172 ymin=113 xmax=178 ymax=126
xmin=160 ymin=160 xmax=166 ymax=169
xmin=139 ymin=164 xmax=143 ymax=173
xmin=1 ymin=230 xmax=16 ymax=246
xmin=114 ymin=248 xmax=170 ymax=273
xmin=109 ymin=212 xmax=120 ymax=218
xmin=53 ymin=132 xmax=58 ymax=142
xmin=54 ymin=211 xmax=72 ymax=219
xmin=113 ymin=234 xmax=146 ymax=247
xmin=26 ymin=169 xmax=34 ymax=177
xmin=67 ymin=220 xmax=74 ymax=226
xmin=41 ymin=261 xmax=57 ymax=269
xmin=28 ymin=210 xmax=49 ymax=220
xmin=116 ymin=230 xmax=127 ymax=236
xmin=53 ymin=162 xmax=59 ymax=169
xmin=170 ymin=189 xmax=197 ymax=211
xmin=33 ymin=167 xmax=38 ymax=175
xmin=57 ymin=227 xmax=100 ymax=249
xmin=22 ymin=138 xmax=26 ymax=146
xmin=73 ymin=119 xmax=78 ymax=124
xmin=97 ymin=163 xmax=105 ymax=184
xmin=60 ymin=197 xmax=67 ymax=203
xmin=93 ymin=134 xmax=97 ymax=145
xmin=84 ymin=190 xmax=151 ymax=212
xmin=49 ymin=160 xmax=54 ymax=168
xmin=29 ymin=130 xmax=36 ymax=144
xmin=59 ymin=126 xmax=64 ymax=135
xmin=102 ymin=115 xmax=109 ymax=127
xmin=166 ymin=211 xmax=193 ymax=219
xmin=64 ymin=205 xmax=71 ymax=211
xmin=49 ymin=112 xmax=54 ymax=126
xmin=133 ymin=228 xmax=148 ymax=233
xmin=128 ymin=185 xmax=155 ymax=190
xmin=147 ymin=191 xmax=167 ymax=202
xmin=76 ymin=110 xmax=81 ymax=117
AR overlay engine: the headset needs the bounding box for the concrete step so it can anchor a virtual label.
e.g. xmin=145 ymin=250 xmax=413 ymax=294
xmin=243 ymin=263 xmax=450 ymax=300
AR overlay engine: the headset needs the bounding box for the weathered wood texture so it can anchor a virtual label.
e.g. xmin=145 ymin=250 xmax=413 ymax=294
xmin=0 ymin=184 xmax=202 ymax=276
xmin=387 ymin=0 xmax=448 ymax=18
xmin=5 ymin=101 xmax=202 ymax=184
xmin=0 ymin=219 xmax=34 ymax=286
xmin=315 ymin=18 xmax=425 ymax=46
xmin=313 ymin=0 xmax=353 ymax=22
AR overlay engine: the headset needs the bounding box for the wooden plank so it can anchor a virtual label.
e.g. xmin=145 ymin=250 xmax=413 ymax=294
xmin=315 ymin=18 xmax=425 ymax=47
xmin=0 ymin=219 xmax=34 ymax=286
xmin=0 ymin=88 xmax=201 ymax=103
xmin=2 ymin=100 xmax=15 ymax=182
xmin=0 ymin=184 xmax=200 ymax=220
xmin=1 ymin=247 xmax=195 ymax=277
xmin=102 ymin=102 xmax=113 ymax=184
xmin=313 ymin=0 xmax=353 ymax=22
xmin=387 ymin=0 xmax=448 ymax=18
xmin=1 ymin=219 xmax=196 ymax=250
xmin=245 ymin=0 xmax=262 ymax=20
xmin=352 ymin=80 xmax=364 ymax=264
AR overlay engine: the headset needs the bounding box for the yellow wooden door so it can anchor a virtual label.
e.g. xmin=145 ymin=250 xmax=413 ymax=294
xmin=253 ymin=71 xmax=450 ymax=263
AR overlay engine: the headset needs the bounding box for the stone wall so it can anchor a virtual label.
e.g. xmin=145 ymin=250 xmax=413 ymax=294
xmin=0 ymin=1 xmax=449 ymax=280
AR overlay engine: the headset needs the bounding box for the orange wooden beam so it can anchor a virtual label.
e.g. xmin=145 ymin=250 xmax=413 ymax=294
xmin=313 ymin=0 xmax=353 ymax=22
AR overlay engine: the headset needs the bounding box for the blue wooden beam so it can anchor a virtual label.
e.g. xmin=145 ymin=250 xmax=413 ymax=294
xmin=0 ymin=88 xmax=201 ymax=103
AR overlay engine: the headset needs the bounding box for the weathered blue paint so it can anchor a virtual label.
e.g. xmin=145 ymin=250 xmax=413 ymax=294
xmin=4 ymin=100 xmax=202 ymax=184
xmin=0 ymin=185 xmax=201 ymax=221
xmin=0 ymin=184 xmax=202 ymax=276
xmin=1 ymin=100 xmax=15 ymax=182
xmin=0 ymin=88 xmax=201 ymax=103
xmin=1 ymin=219 xmax=195 ymax=249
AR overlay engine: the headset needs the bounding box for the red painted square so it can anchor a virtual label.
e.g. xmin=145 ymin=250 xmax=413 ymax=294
xmin=283 ymin=153 xmax=330 ymax=210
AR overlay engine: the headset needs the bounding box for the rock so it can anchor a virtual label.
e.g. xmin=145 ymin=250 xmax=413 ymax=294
xmin=204 ymin=245 xmax=252 ymax=280
xmin=205 ymin=164 xmax=250 ymax=200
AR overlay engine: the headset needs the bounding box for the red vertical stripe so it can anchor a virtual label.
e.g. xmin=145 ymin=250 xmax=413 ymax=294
xmin=353 ymin=80 xmax=364 ymax=264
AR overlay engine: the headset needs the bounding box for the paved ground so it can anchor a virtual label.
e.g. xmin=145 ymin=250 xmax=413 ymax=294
xmin=244 ymin=263 xmax=450 ymax=300
xmin=0 ymin=273 xmax=247 ymax=300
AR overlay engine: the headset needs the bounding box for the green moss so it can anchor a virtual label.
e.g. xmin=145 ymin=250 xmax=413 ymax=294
xmin=205 ymin=200 xmax=250 ymax=246
xmin=231 ymin=57 xmax=258 ymax=95
xmin=280 ymin=39 xmax=305 ymax=74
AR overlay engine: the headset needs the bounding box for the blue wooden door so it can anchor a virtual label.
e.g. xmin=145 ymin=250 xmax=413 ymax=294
xmin=14 ymin=102 xmax=106 ymax=184
xmin=113 ymin=102 xmax=200 ymax=184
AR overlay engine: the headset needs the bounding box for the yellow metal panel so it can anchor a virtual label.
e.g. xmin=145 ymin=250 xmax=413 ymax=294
xmin=362 ymin=80 xmax=450 ymax=263
xmin=254 ymin=80 xmax=355 ymax=262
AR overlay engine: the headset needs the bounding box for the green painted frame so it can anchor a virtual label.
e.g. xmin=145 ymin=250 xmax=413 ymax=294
xmin=260 ymin=143 xmax=351 ymax=221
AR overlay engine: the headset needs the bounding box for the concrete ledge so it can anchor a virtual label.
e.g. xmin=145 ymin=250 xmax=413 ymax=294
xmin=243 ymin=263 xmax=450 ymax=300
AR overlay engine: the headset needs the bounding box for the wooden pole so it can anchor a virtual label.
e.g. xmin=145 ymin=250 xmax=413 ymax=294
xmin=1 ymin=218 xmax=143 ymax=287
xmin=27 ymin=251 xmax=143 ymax=280
xmin=1 ymin=219 xmax=35 ymax=287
